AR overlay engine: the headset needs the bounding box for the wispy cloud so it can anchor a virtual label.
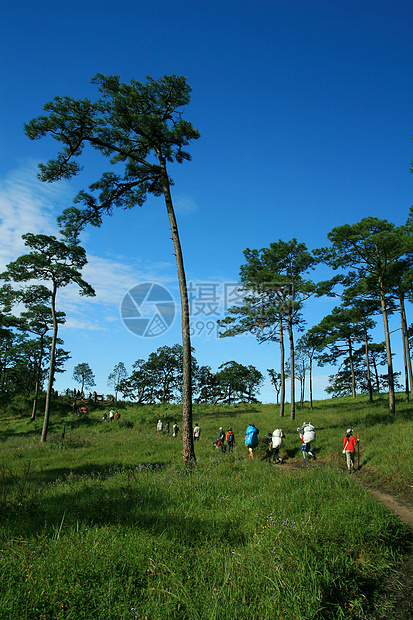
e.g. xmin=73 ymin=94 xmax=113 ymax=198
xmin=62 ymin=315 xmax=107 ymax=332
xmin=59 ymin=253 xmax=178 ymax=316
xmin=0 ymin=161 xmax=73 ymax=270
xmin=174 ymin=195 xmax=198 ymax=214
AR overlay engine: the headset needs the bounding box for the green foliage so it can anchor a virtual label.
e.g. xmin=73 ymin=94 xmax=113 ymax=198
xmin=25 ymin=74 xmax=200 ymax=239
xmin=107 ymin=361 xmax=128 ymax=400
xmin=119 ymin=345 xmax=187 ymax=403
xmin=219 ymin=239 xmax=318 ymax=343
xmin=119 ymin=348 xmax=263 ymax=406
xmin=72 ymin=362 xmax=96 ymax=392
xmin=316 ymin=217 xmax=413 ymax=415
xmin=214 ymin=360 xmax=264 ymax=404
xmin=2 ymin=234 xmax=95 ymax=295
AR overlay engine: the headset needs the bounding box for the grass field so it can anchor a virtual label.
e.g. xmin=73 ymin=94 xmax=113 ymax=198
xmin=0 ymin=393 xmax=412 ymax=619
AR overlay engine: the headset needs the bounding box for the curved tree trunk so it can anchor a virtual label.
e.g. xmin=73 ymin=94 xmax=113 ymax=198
xmin=41 ymin=285 xmax=58 ymax=442
xmin=372 ymin=358 xmax=380 ymax=393
xmin=160 ymin=160 xmax=195 ymax=463
xmin=31 ymin=333 xmax=45 ymax=422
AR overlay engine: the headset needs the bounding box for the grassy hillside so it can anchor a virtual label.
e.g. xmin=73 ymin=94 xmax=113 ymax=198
xmin=0 ymin=393 xmax=412 ymax=619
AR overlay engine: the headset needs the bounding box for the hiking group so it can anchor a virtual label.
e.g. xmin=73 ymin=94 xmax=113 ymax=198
xmin=153 ymin=419 xmax=358 ymax=470
xmin=213 ymin=426 xmax=234 ymax=452
xmin=102 ymin=409 xmax=120 ymax=422
xmin=244 ymin=424 xmax=285 ymax=462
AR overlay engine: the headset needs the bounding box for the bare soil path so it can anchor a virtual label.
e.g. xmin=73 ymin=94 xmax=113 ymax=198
xmin=355 ymin=473 xmax=413 ymax=619
xmin=363 ymin=484 xmax=413 ymax=529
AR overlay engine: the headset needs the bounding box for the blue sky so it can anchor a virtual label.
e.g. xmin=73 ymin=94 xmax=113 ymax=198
xmin=0 ymin=0 xmax=412 ymax=402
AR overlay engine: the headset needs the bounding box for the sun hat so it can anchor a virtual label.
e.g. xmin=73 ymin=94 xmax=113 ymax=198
xmin=346 ymin=428 xmax=353 ymax=434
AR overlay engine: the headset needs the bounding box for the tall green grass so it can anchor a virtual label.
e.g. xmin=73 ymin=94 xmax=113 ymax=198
xmin=0 ymin=393 xmax=411 ymax=619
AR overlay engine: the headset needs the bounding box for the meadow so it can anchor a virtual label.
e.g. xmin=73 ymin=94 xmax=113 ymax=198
xmin=0 ymin=393 xmax=412 ymax=620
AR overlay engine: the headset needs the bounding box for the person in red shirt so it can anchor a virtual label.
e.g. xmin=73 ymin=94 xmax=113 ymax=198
xmin=343 ymin=428 xmax=358 ymax=474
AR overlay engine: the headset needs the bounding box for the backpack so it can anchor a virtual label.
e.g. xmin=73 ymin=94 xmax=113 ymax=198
xmin=302 ymin=423 xmax=316 ymax=444
xmin=245 ymin=424 xmax=259 ymax=447
xmin=272 ymin=429 xmax=283 ymax=449
xmin=227 ymin=431 xmax=234 ymax=443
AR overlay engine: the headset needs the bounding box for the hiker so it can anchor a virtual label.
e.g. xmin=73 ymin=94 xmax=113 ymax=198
xmin=157 ymin=419 xmax=163 ymax=434
xmin=265 ymin=433 xmax=273 ymax=462
xmin=217 ymin=426 xmax=226 ymax=451
xmin=114 ymin=411 xmax=120 ymax=420
xmin=343 ymin=428 xmax=358 ymax=474
xmin=109 ymin=409 xmax=115 ymax=423
xmin=271 ymin=428 xmax=285 ymax=463
xmin=226 ymin=427 xmax=235 ymax=453
xmin=297 ymin=424 xmax=316 ymax=461
xmin=245 ymin=423 xmax=259 ymax=459
xmin=172 ymin=422 xmax=179 ymax=437
xmin=102 ymin=412 xmax=107 ymax=422
xmin=166 ymin=422 xmax=170 ymax=434
xmin=193 ymin=423 xmax=201 ymax=441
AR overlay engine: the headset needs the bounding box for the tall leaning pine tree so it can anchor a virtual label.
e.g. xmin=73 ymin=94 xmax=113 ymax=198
xmin=25 ymin=74 xmax=200 ymax=462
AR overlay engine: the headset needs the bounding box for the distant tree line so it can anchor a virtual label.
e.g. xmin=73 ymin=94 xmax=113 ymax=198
xmin=115 ymin=345 xmax=264 ymax=406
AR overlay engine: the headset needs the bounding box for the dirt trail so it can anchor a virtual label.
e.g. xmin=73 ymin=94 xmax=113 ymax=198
xmin=355 ymin=475 xmax=413 ymax=619
xmin=362 ymin=484 xmax=413 ymax=529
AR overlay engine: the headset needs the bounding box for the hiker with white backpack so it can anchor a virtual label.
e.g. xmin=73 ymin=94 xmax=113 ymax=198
xmin=271 ymin=428 xmax=285 ymax=464
xmin=297 ymin=423 xmax=317 ymax=461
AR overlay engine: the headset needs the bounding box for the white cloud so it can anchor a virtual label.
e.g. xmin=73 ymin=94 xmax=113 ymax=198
xmin=104 ymin=315 xmax=119 ymax=323
xmin=82 ymin=255 xmax=145 ymax=305
xmin=62 ymin=316 xmax=107 ymax=332
xmin=59 ymin=253 xmax=178 ymax=312
xmin=0 ymin=161 xmax=73 ymax=270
